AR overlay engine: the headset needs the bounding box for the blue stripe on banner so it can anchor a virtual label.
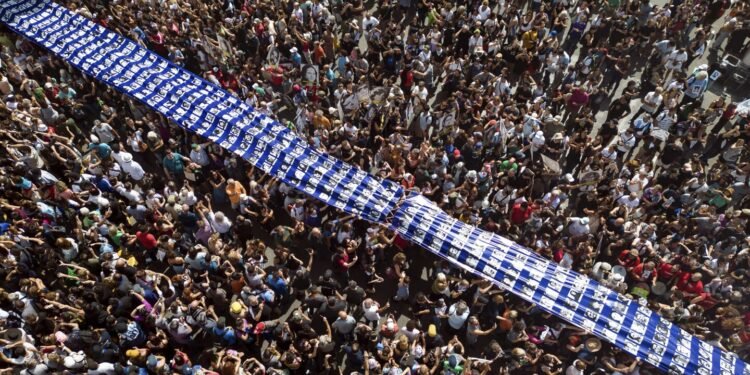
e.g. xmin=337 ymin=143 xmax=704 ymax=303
xmin=269 ymin=138 xmax=300 ymax=176
xmin=642 ymin=309 xmax=662 ymax=364
xmin=35 ymin=16 xmax=69 ymax=46
xmin=615 ymin=297 xmax=637 ymax=350
xmin=714 ymin=344 xmax=723 ymax=375
xmin=111 ymin=50 xmax=156 ymax=92
xmin=206 ymin=107 xmax=238 ymax=143
xmin=738 ymin=355 xmax=748 ymax=375
xmin=312 ymin=158 xmax=339 ymax=203
xmin=661 ymin=323 xmax=681 ymax=371
xmin=7 ymin=1 xmax=750 ymax=372
xmin=330 ymin=168 xmax=357 ymax=211
xmin=685 ymin=336 xmax=700 ymax=375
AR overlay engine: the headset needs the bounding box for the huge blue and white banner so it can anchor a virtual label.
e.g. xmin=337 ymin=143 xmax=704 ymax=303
xmin=391 ymin=194 xmax=746 ymax=375
xmin=0 ymin=0 xmax=747 ymax=373
xmin=0 ymin=0 xmax=403 ymax=224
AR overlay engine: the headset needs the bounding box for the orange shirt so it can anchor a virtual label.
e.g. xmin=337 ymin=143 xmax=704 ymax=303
xmin=225 ymin=181 xmax=246 ymax=204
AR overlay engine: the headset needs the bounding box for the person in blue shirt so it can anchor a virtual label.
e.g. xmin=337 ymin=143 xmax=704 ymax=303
xmin=211 ymin=318 xmax=238 ymax=346
xmin=290 ymin=47 xmax=302 ymax=66
xmin=266 ymin=270 xmax=288 ymax=300
xmin=130 ymin=26 xmax=147 ymax=46
xmin=88 ymin=137 xmax=112 ymax=159
xmin=682 ymin=70 xmax=709 ymax=106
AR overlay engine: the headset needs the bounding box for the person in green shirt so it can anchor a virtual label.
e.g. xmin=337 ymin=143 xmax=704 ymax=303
xmin=496 ymin=158 xmax=519 ymax=174
xmin=162 ymin=148 xmax=190 ymax=182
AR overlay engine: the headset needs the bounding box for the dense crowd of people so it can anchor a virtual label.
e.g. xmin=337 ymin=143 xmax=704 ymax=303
xmin=1 ymin=0 xmax=750 ymax=373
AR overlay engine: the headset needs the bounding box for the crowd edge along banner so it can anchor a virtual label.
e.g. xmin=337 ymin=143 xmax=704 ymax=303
xmin=0 ymin=1 xmax=747 ymax=374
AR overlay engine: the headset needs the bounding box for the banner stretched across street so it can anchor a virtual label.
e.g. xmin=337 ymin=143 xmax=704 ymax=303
xmin=0 ymin=0 xmax=746 ymax=373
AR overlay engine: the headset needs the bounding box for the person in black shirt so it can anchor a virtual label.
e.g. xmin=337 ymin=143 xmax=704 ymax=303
xmin=412 ymin=292 xmax=434 ymax=330
xmin=319 ymin=296 xmax=347 ymax=325
xmin=317 ymin=269 xmax=341 ymax=297
xmin=342 ymin=280 xmax=366 ymax=307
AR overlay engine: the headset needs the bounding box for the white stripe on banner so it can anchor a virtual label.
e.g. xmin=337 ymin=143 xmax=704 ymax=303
xmin=1 ymin=1 xmax=747 ymax=374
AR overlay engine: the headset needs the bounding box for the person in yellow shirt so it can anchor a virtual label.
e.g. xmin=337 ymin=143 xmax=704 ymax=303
xmin=225 ymin=179 xmax=246 ymax=210
xmin=522 ymin=27 xmax=539 ymax=50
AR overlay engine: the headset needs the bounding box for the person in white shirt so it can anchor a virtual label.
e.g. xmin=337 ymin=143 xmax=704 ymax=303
xmin=601 ymin=144 xmax=618 ymax=162
xmin=542 ymin=188 xmax=564 ymax=210
xmin=655 ymin=107 xmax=677 ymax=131
xmin=93 ymin=120 xmax=117 ymax=144
xmin=636 ymin=87 xmax=663 ymax=117
xmin=616 ymin=129 xmax=636 ymax=157
xmin=664 ymin=48 xmax=688 ymax=77
xmin=411 ymin=81 xmax=429 ymax=102
xmin=567 ymin=217 xmax=590 ymax=237
xmin=468 ymin=30 xmax=484 ymax=54
xmin=475 ymin=0 xmax=492 ymax=21
xmin=418 ymin=110 xmax=433 ymax=136
xmin=447 ymin=301 xmax=470 ymax=332
xmin=362 ymin=13 xmax=379 ymax=31
xmin=144 ymin=189 xmax=165 ymax=210
xmin=627 ymin=170 xmax=649 ymax=194
xmin=617 ymin=192 xmax=641 ymax=209
xmin=208 ymin=211 xmax=232 ymax=234
xmin=529 ymin=128 xmax=546 ymax=153
xmin=119 ymin=153 xmax=145 ymax=181
xmin=115 ymin=182 xmax=142 ymax=203
xmin=362 ymin=298 xmax=388 ymax=326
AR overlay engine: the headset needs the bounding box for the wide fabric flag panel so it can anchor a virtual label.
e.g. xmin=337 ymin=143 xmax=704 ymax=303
xmin=0 ymin=0 xmax=747 ymax=374
xmin=0 ymin=0 xmax=403 ymax=224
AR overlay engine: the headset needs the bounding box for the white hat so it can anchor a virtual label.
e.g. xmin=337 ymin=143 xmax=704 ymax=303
xmin=147 ymin=131 xmax=158 ymax=140
xmin=121 ymin=153 xmax=133 ymax=163
xmin=90 ymin=134 xmax=100 ymax=143
xmin=290 ymin=47 xmax=298 ymax=53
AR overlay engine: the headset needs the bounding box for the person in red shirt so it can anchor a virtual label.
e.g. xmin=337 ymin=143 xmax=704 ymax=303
xmin=565 ymin=85 xmax=589 ymax=121
xmin=136 ymin=230 xmax=158 ymax=251
xmin=630 ymin=261 xmax=656 ymax=284
xmin=510 ymin=201 xmax=533 ymax=225
xmin=332 ymin=247 xmax=357 ymax=279
xmin=657 ymin=263 xmax=681 ymax=283
xmin=265 ymin=66 xmax=284 ymax=88
xmin=400 ymin=65 xmax=414 ymax=96
xmin=617 ymin=249 xmax=641 ymax=271
xmin=675 ymin=272 xmax=706 ymax=300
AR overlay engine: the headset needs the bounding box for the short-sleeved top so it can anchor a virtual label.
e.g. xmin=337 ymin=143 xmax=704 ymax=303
xmin=162 ymin=153 xmax=185 ymax=174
